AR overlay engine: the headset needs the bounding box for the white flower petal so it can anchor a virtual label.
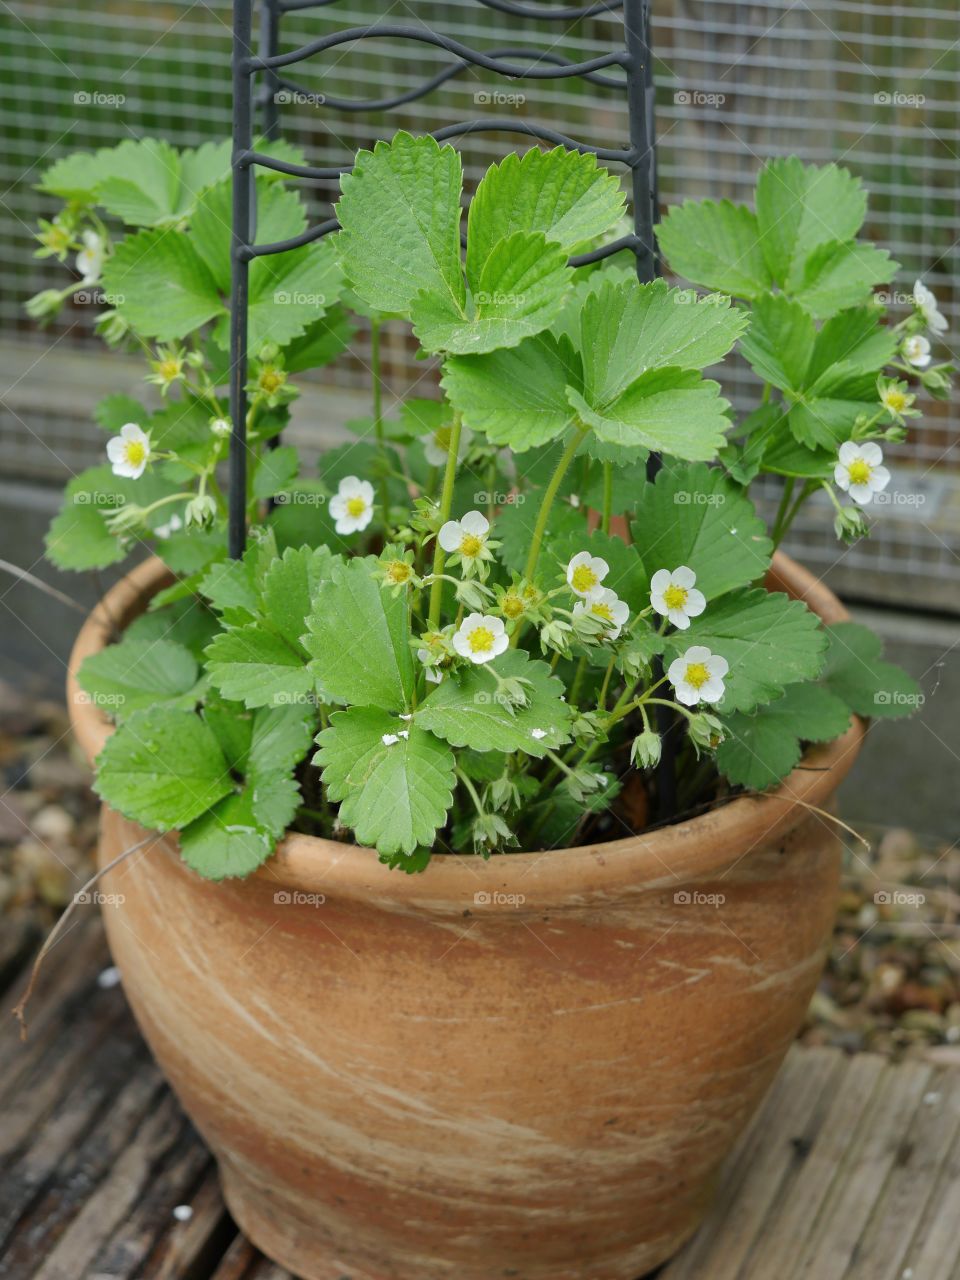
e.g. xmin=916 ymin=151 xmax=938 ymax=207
xmin=650 ymin=568 xmax=672 ymax=593
xmin=685 ymin=589 xmax=706 ymax=617
xmin=849 ymin=484 xmax=874 ymax=505
xmin=669 ymin=609 xmax=691 ymax=630
xmin=438 ymin=520 xmax=463 ymax=552
xmin=871 ymin=465 xmax=891 ymax=492
xmin=860 ymin=441 xmax=884 ymax=466
xmin=460 ymin=510 xmax=489 ymax=536
xmin=699 ymin=678 xmax=725 ymax=703
xmin=838 ymin=440 xmax=860 ymax=464
xmin=673 ymin=565 xmax=697 ymax=588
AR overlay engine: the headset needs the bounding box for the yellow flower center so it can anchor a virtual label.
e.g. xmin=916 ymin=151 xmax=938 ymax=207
xmin=847 ymin=459 xmax=872 ymax=486
xmin=571 ymin=564 xmax=598 ymax=593
xmin=663 ymin=584 xmax=688 ymax=611
xmin=125 ymin=440 xmax=146 ymax=466
xmin=883 ymin=389 xmax=907 ymax=412
xmin=386 ymin=559 xmax=411 ymax=584
xmin=685 ymin=662 xmax=711 ymax=690
xmin=259 ymin=368 xmax=284 ymax=394
xmin=501 ymin=592 xmax=524 ymax=619
xmin=346 ymin=496 xmax=367 ymax=517
xmin=460 ymin=533 xmax=483 ymax=557
xmin=158 ymin=358 xmax=181 ymax=381
xmin=591 ymin=601 xmax=614 ymax=623
xmin=468 ymin=626 xmax=495 ymax=654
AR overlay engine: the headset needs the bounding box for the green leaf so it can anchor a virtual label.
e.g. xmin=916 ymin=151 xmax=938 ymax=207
xmin=253 ymin=445 xmax=300 ymax=501
xmin=102 ymin=229 xmax=223 ymax=341
xmin=192 ymin=176 xmax=306 ymax=291
xmin=755 ymin=158 xmax=866 ymax=287
xmin=94 ymin=394 xmax=148 ymax=432
xmin=494 ymin=494 xmax=584 ymax=577
xmin=788 ymin=364 xmax=879 ymax=450
xmin=247 ymin=702 xmax=316 ymax=774
xmin=762 ymin=432 xmax=835 ymax=480
xmin=260 ymin=544 xmax=334 ymax=649
xmin=716 ymin=684 xmax=852 ymax=789
xmin=656 ymin=199 xmax=772 ymax=298
xmin=315 ymin=707 xmax=455 ymax=854
xmin=442 ymin=332 xmax=580 ymax=451
xmin=336 ymin=133 xmax=464 ymax=317
xmin=789 ymin=240 xmax=898 ymax=319
xmin=568 ymin=368 xmax=731 ymax=461
xmin=631 ymin=463 xmax=772 ymax=598
xmin=94 ymin=708 xmax=232 ymax=831
xmin=124 ymin=598 xmax=220 ymax=661
xmin=198 ymin=558 xmax=260 ymax=622
xmin=578 ymin=280 xmax=748 ymax=404
xmin=671 ymin=588 xmax=827 ymax=713
xmin=820 ymin=622 xmax=922 ymax=718
xmin=465 ymin=146 xmax=625 ymax=281
xmin=78 ymin=638 xmax=200 ymax=720
xmin=412 ymin=231 xmax=568 ymax=354
xmin=283 ymin=307 xmax=355 ymax=373
xmin=216 ymin=237 xmax=342 ymax=351
xmin=304 ymin=557 xmax=415 ymax=711
xmin=738 ymin=294 xmax=815 ymax=393
xmin=806 ymin=306 xmax=898 ymax=383
xmin=95 ymin=138 xmax=186 ymax=227
xmin=179 ymin=776 xmax=300 ymax=880
xmin=416 ymin=649 xmax=572 ymax=756
xmin=44 ymin=465 xmax=178 ymax=572
xmin=204 ymin=626 xmax=313 ymax=708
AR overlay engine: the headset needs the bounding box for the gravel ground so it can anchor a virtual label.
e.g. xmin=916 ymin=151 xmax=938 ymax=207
xmin=2 ymin=681 xmax=956 ymax=1062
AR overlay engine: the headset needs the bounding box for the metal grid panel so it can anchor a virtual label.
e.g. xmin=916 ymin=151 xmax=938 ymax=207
xmin=0 ymin=0 xmax=956 ymax=603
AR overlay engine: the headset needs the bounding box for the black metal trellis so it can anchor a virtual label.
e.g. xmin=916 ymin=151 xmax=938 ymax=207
xmin=227 ymin=0 xmax=659 ymax=560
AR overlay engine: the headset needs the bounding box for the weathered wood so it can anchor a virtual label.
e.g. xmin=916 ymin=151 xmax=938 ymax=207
xmin=2 ymin=914 xmax=960 ymax=1279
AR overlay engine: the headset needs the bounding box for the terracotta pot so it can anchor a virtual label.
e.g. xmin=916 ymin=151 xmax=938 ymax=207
xmin=68 ymin=553 xmax=863 ymax=1280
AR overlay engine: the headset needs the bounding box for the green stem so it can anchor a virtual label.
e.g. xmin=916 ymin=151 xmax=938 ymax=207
xmin=456 ymin=768 xmax=485 ymax=818
xmin=597 ymin=656 xmax=616 ymax=711
xmin=523 ymin=424 xmax=587 ymax=584
xmin=427 ymin=410 xmax=462 ymax=630
xmin=771 ymin=476 xmax=795 ymax=545
xmin=774 ymin=480 xmax=815 ymax=548
xmin=601 ymin=462 xmax=613 ymax=534
xmin=370 ymin=319 xmax=392 ymax=532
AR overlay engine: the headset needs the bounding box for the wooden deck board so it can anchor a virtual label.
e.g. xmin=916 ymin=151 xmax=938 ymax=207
xmin=1 ymin=914 xmax=957 ymax=1280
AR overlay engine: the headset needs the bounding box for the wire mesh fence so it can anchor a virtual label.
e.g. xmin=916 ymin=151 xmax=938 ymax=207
xmin=1 ymin=0 xmax=957 ymax=607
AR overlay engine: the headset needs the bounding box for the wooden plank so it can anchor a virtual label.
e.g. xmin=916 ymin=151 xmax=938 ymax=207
xmin=137 ymin=1167 xmax=236 ymax=1280
xmin=660 ymin=1046 xmax=845 ymax=1280
xmin=739 ymin=1052 xmax=888 ymax=1280
xmin=845 ymin=1066 xmax=960 ymax=1280
xmin=793 ymin=1059 xmax=935 ymax=1280
xmin=896 ymin=1099 xmax=960 ymax=1280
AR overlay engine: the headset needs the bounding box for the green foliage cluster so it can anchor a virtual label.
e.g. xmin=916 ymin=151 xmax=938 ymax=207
xmin=29 ymin=133 xmax=944 ymax=876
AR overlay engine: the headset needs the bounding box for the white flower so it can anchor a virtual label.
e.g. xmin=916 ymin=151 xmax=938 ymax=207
xmin=452 ymin=613 xmax=508 ymax=664
xmin=573 ymin=587 xmax=630 ymax=639
xmin=834 ymin=440 xmax=891 ymax=506
xmin=106 ymin=422 xmax=151 ymax=479
xmin=667 ymin=646 xmax=729 ymax=707
xmin=210 ymin=416 xmax=232 ymax=437
xmin=424 ymin=421 xmax=473 ymax=467
xmin=649 ymin=566 xmax=706 ymax=631
xmin=438 ymin=510 xmax=489 ymax=560
xmin=913 ymin=279 xmax=948 ymax=334
xmin=566 ymin=550 xmax=609 ymax=598
xmin=329 ymin=475 xmax=375 ymax=534
xmin=902 ymin=335 xmax=931 ymax=368
xmin=154 ymin=513 xmax=183 ymax=540
xmin=381 ymin=733 xmax=400 ymax=746
xmin=75 ymin=230 xmax=104 ymax=285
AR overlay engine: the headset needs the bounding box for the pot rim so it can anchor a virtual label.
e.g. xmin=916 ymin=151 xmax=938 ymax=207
xmin=68 ymin=553 xmax=865 ymax=910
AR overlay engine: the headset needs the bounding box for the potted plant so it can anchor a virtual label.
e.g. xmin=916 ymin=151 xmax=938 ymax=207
xmin=27 ymin=133 xmax=947 ymax=1279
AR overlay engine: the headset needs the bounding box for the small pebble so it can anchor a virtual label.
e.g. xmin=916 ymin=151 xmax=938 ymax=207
xmin=923 ymin=1091 xmax=941 ymax=1106
xmin=172 ymin=1205 xmax=193 ymax=1222
xmin=97 ymin=966 xmax=121 ymax=990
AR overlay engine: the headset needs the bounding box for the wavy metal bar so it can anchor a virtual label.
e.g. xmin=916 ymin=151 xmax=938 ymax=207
xmin=242 ymin=149 xmax=347 ymax=180
xmin=569 ymin=233 xmax=640 ymax=266
xmin=248 ymin=25 xmax=630 ymax=78
xmin=476 ymin=0 xmax=623 ymax=17
xmin=272 ymin=47 xmax=624 ymax=110
xmin=432 ymin=120 xmax=632 ymax=163
xmin=241 ymin=217 xmax=339 ymax=260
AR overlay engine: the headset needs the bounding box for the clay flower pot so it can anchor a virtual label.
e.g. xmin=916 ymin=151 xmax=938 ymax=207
xmin=68 ymin=553 xmax=863 ymax=1280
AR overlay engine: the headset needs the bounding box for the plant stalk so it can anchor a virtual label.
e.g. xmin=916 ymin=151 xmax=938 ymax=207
xmin=427 ymin=410 xmax=462 ymax=630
